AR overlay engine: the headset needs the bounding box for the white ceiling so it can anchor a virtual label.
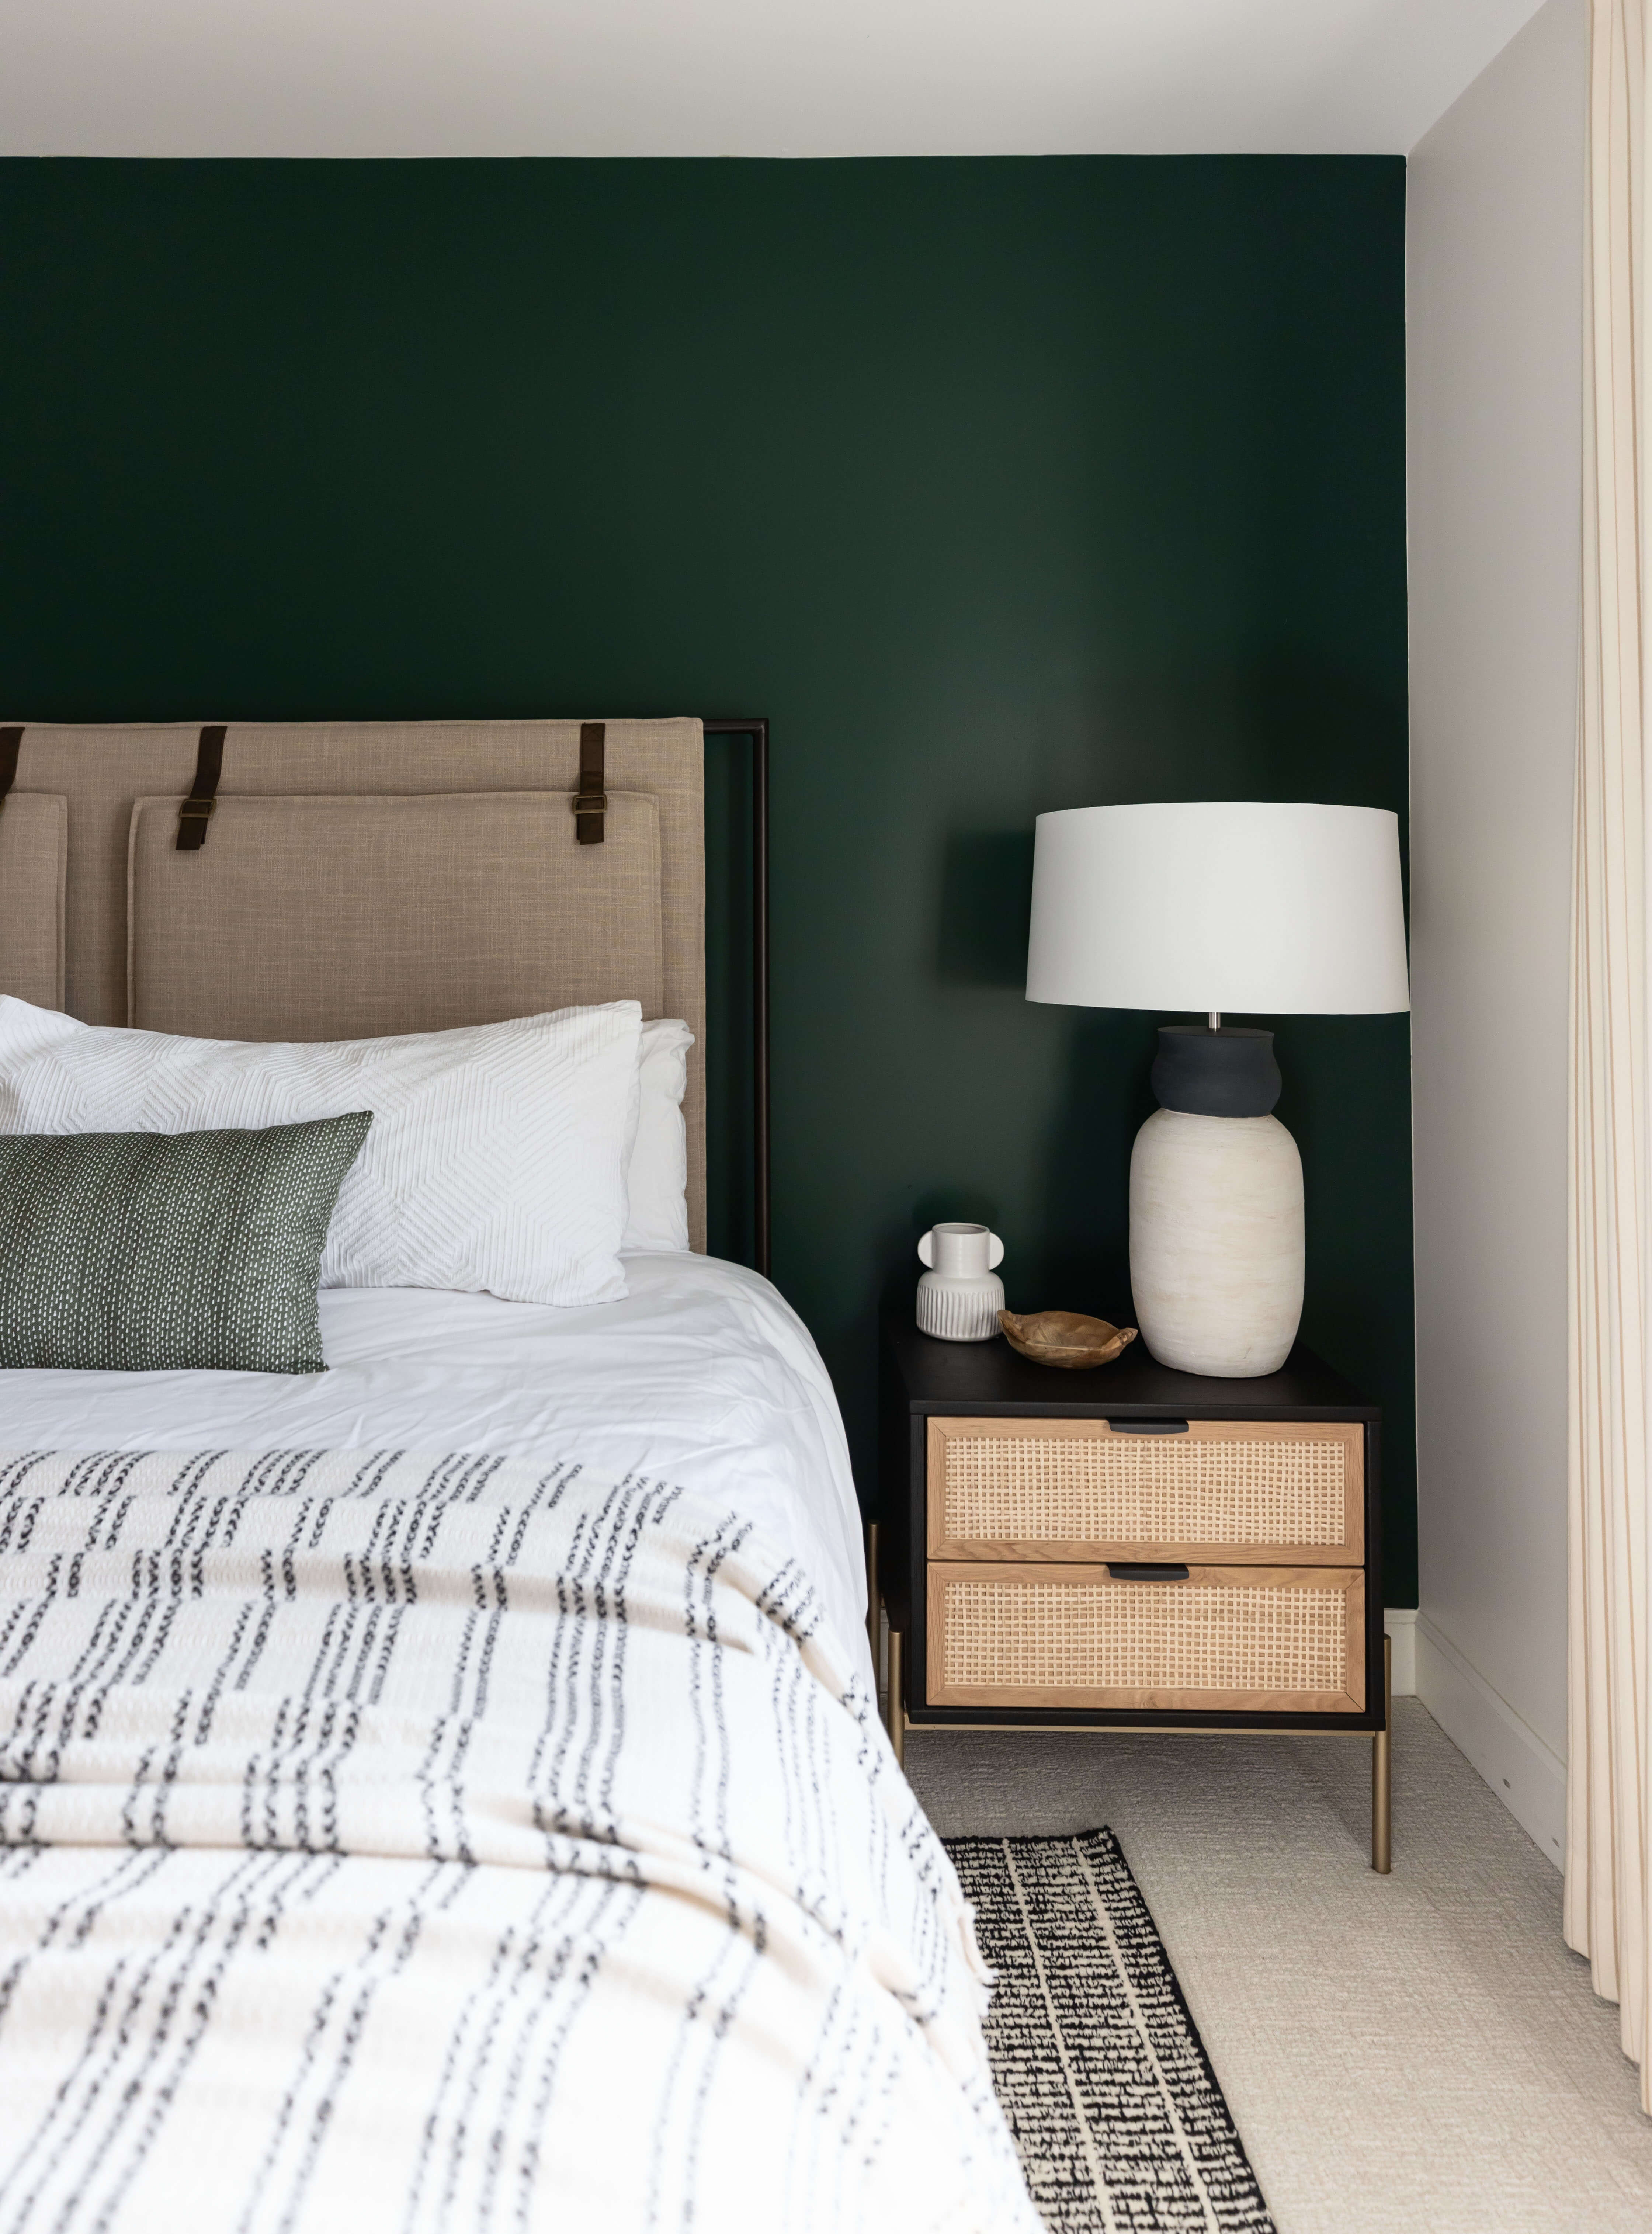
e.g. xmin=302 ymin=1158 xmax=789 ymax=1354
xmin=0 ymin=0 xmax=1551 ymax=159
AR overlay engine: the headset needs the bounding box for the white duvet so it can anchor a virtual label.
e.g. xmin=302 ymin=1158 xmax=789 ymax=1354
xmin=0 ymin=1259 xmax=1040 ymax=2231
xmin=0 ymin=1252 xmax=873 ymax=1688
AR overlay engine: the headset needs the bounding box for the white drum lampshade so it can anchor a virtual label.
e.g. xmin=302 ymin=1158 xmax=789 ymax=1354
xmin=1026 ymin=802 xmax=1410 ymax=1377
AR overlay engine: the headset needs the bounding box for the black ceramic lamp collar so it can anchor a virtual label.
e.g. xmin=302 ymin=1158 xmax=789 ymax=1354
xmin=1150 ymin=1025 xmax=1282 ymax=1118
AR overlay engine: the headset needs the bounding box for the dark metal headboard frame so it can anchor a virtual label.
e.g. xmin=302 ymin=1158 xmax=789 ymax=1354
xmin=702 ymin=719 xmax=770 ymax=1278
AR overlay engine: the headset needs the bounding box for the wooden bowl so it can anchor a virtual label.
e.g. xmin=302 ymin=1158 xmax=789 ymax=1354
xmin=997 ymin=1310 xmax=1139 ymax=1369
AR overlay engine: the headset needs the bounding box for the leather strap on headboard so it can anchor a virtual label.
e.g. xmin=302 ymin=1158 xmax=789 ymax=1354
xmin=0 ymin=726 xmax=22 ymax=816
xmin=176 ymin=725 xmax=228 ymax=850
xmin=574 ymin=721 xmax=607 ymax=844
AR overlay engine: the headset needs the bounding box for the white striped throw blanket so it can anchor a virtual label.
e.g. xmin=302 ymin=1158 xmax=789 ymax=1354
xmin=0 ymin=1451 xmax=1039 ymax=2234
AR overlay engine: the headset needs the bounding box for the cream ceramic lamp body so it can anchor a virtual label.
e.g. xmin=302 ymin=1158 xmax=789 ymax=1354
xmin=1130 ymin=1108 xmax=1302 ymax=1375
xmin=1025 ymin=802 xmax=1409 ymax=1379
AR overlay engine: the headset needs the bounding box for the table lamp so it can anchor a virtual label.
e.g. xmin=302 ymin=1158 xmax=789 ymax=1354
xmin=1025 ymin=800 xmax=1410 ymax=1376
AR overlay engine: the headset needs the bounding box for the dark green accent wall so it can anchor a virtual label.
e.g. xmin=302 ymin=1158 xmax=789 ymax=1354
xmin=0 ymin=156 xmax=1415 ymax=1602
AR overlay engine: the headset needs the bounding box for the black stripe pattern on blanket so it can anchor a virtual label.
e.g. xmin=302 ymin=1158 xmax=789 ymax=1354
xmin=0 ymin=1450 xmax=1042 ymax=2234
xmin=947 ymin=1829 xmax=1276 ymax=2233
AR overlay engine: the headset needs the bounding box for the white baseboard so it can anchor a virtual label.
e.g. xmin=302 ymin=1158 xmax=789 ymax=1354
xmin=1382 ymin=1607 xmax=1417 ymax=1695
xmin=1413 ymin=1612 xmax=1567 ymax=1869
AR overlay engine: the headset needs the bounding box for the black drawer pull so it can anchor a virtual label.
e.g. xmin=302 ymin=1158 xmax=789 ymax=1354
xmin=1107 ymin=1562 xmax=1190 ymax=1582
xmin=1109 ymin=1418 xmax=1190 ymax=1435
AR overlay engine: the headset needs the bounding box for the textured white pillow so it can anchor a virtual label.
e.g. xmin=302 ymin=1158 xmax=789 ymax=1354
xmin=622 ymin=1018 xmax=694 ymax=1253
xmin=0 ymin=996 xmax=642 ymax=1308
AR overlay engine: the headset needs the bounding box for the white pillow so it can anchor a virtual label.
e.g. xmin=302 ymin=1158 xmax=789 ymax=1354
xmin=0 ymin=996 xmax=642 ymax=1308
xmin=622 ymin=1018 xmax=694 ymax=1252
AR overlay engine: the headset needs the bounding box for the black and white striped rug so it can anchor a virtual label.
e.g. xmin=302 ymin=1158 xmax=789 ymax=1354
xmin=947 ymin=1828 xmax=1276 ymax=2233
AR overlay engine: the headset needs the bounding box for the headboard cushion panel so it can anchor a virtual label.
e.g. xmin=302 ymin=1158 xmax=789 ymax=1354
xmin=128 ymin=792 xmax=663 ymax=1043
xmin=0 ymin=795 xmax=67 ymax=1010
xmin=4 ymin=719 xmax=705 ymax=1249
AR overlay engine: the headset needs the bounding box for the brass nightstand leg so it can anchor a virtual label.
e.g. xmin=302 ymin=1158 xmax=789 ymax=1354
xmin=866 ymin=1521 xmax=880 ymax=1670
xmin=1372 ymin=1632 xmax=1392 ymax=1875
xmin=886 ymin=1629 xmax=905 ymax=1769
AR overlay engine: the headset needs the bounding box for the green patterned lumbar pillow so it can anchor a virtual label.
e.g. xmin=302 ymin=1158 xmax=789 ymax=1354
xmin=0 ymin=1114 xmax=372 ymax=1373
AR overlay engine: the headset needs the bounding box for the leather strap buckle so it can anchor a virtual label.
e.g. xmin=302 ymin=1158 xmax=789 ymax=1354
xmin=177 ymin=724 xmax=228 ymax=850
xmin=574 ymin=721 xmax=607 ymax=844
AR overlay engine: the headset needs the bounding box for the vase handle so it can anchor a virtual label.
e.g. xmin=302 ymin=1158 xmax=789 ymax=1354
xmin=916 ymin=1230 xmax=935 ymax=1267
xmin=988 ymin=1232 xmax=1005 ymax=1270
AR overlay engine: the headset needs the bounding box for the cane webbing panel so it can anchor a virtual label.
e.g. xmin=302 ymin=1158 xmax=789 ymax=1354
xmin=941 ymin=1578 xmax=1348 ymax=1696
xmin=942 ymin=1432 xmax=1347 ymax=1547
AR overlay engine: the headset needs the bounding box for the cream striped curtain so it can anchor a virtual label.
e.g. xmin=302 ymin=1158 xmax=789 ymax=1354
xmin=1569 ymin=0 xmax=1652 ymax=2114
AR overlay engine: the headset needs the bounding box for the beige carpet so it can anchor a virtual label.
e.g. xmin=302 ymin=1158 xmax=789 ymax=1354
xmin=905 ymin=1700 xmax=1652 ymax=2234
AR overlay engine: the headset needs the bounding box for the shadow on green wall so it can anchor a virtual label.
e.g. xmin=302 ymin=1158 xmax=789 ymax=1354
xmin=935 ymin=831 xmax=1036 ymax=990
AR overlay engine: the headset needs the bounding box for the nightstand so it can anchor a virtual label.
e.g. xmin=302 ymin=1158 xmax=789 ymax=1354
xmin=874 ymin=1315 xmax=1392 ymax=1871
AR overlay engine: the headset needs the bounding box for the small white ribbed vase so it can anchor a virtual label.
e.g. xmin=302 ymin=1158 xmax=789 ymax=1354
xmin=1129 ymin=1109 xmax=1304 ymax=1377
xmin=916 ymin=1223 xmax=1006 ymax=1342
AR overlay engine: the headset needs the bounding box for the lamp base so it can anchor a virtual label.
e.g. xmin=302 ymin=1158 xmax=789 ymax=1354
xmin=1129 ymin=1107 xmax=1304 ymax=1377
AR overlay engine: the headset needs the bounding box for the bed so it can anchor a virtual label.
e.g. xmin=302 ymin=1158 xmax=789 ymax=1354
xmin=0 ymin=720 xmax=1039 ymax=2234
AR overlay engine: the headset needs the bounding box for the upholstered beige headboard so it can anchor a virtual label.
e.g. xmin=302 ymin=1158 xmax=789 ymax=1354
xmin=0 ymin=719 xmax=708 ymax=1250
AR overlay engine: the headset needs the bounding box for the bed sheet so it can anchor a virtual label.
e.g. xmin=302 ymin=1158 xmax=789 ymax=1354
xmin=0 ymin=1251 xmax=872 ymax=1683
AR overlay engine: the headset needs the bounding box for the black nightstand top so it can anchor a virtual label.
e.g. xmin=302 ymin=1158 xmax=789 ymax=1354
xmin=882 ymin=1314 xmax=1377 ymax=1422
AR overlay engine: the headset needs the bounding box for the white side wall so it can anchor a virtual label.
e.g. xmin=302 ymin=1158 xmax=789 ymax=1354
xmin=1406 ymin=0 xmax=1585 ymax=1868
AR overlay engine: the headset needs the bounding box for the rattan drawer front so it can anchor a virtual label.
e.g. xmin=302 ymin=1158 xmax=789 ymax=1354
xmin=926 ymin=1562 xmax=1366 ymax=1712
xmin=927 ymin=1417 xmax=1363 ymax=1565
